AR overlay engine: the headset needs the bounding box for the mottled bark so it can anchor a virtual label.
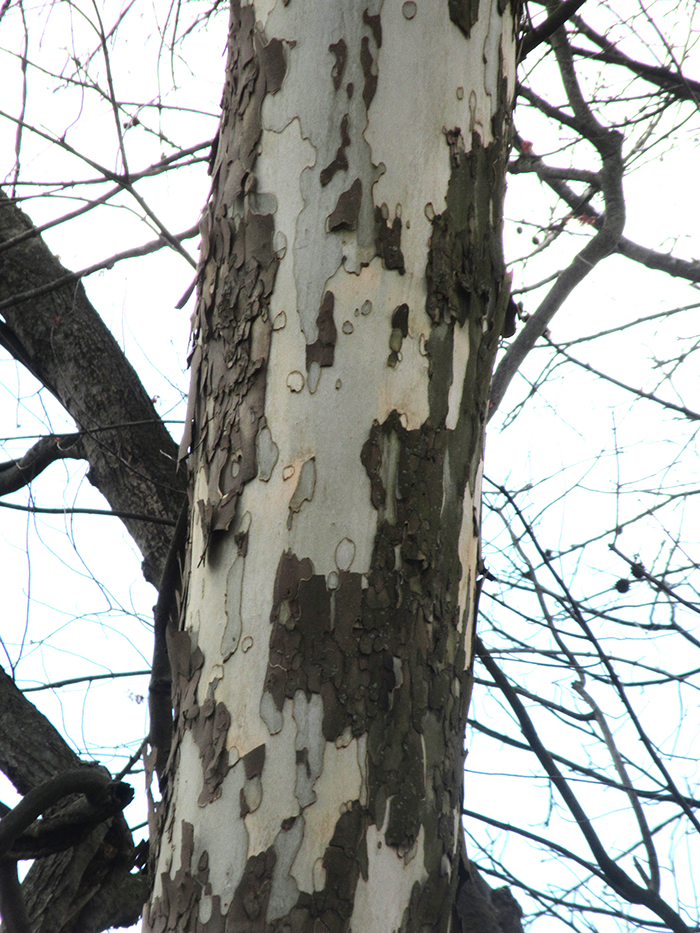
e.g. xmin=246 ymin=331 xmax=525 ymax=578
xmin=0 ymin=189 xmax=185 ymax=585
xmin=147 ymin=2 xmax=519 ymax=932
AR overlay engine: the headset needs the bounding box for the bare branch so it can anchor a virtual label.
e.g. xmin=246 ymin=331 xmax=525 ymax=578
xmin=0 ymin=434 xmax=84 ymax=496
xmin=519 ymin=0 xmax=589 ymax=61
xmin=0 ymin=500 xmax=177 ymax=525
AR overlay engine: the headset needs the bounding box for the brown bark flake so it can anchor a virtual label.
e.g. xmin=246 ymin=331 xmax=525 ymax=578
xmin=328 ymin=38 xmax=347 ymax=91
xmin=320 ymin=114 xmax=351 ymax=187
xmin=360 ymin=36 xmax=378 ymax=111
xmin=165 ymin=628 xmax=232 ymax=806
xmin=263 ymin=412 xmax=472 ymax=931
xmin=327 ymin=178 xmax=363 ymax=232
xmin=374 ymin=206 xmax=405 ymax=274
xmin=425 ymin=126 xmax=508 ymax=331
xmin=387 ymin=302 xmax=410 ymax=367
xmin=449 ymin=0 xmax=480 ymax=38
xmin=181 ymin=1 xmax=286 ymax=545
xmin=305 ymin=291 xmax=338 ymax=370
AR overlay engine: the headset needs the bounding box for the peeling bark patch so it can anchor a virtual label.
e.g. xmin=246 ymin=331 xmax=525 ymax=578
xmin=193 ymin=697 xmax=232 ymax=806
xmin=287 ymin=370 xmax=305 ymax=393
xmin=328 ymin=178 xmax=363 ymax=232
xmin=335 ymin=538 xmax=355 ymax=571
xmin=449 ymin=0 xmax=480 ymax=38
xmin=256 ymin=388 xmax=498 ymax=927
xmin=360 ymin=36 xmax=378 ymax=111
xmin=287 ymin=457 xmax=317 ymax=528
xmin=256 ymin=424 xmax=279 ymax=481
xmin=240 ymin=743 xmax=266 ymax=817
xmin=306 ymin=291 xmax=337 ymax=370
xmin=387 ymin=303 xmax=409 ymax=367
xmin=147 ymin=822 xmax=228 ymax=933
xmin=329 ymin=38 xmax=347 ymax=91
xmin=167 ymin=629 xmax=233 ymax=806
xmin=362 ymin=9 xmax=382 ymax=49
xmin=229 ymin=848 xmax=276 ymax=926
xmin=151 ymin=808 xmax=364 ymax=931
xmin=426 ymin=128 xmax=506 ymax=329
xmin=374 ymin=206 xmax=405 ymax=274
xmin=260 ymin=38 xmax=287 ymax=95
xmin=273 ymin=551 xmax=314 ymax=604
xmin=424 ymin=122 xmax=510 ymax=510
xmin=261 ymin=411 xmax=472 ymax=888
xmin=180 ymin=1 xmax=283 ymax=544
xmin=320 ymin=114 xmax=351 ymax=187
xmin=168 ymin=629 xmax=205 ymax=725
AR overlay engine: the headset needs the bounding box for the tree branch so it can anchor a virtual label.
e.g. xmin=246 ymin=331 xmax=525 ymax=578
xmin=0 ymin=768 xmax=131 ymax=859
xmin=475 ymin=637 xmax=691 ymax=932
xmin=519 ymin=0 xmax=589 ymax=61
xmin=0 ymin=665 xmax=147 ymax=933
xmin=0 ymin=434 xmax=85 ymax=496
xmin=0 ymin=188 xmax=186 ymax=585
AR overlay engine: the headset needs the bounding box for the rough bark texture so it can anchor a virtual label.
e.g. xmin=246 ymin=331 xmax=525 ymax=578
xmin=146 ymin=2 xmax=518 ymax=932
xmin=0 ymin=189 xmax=185 ymax=585
xmin=0 ymin=667 xmax=148 ymax=933
xmin=0 ymin=170 xmax=185 ymax=932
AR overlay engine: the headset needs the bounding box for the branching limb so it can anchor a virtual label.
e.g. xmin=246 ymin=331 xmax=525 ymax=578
xmin=475 ymin=637 xmax=691 ymax=932
xmin=572 ymin=681 xmax=660 ymax=893
xmin=571 ymin=15 xmax=700 ymax=105
xmin=545 ymin=339 xmax=700 ymax=420
xmin=507 ymin=130 xmax=700 ymax=283
xmin=0 ymin=224 xmax=199 ymax=316
xmin=0 ymin=434 xmax=85 ymax=496
xmin=0 ymin=768 xmax=132 ymax=859
xmin=0 ymin=189 xmax=186 ymax=585
xmin=0 ymin=860 xmax=30 ymax=933
xmin=490 ymin=18 xmax=626 ymax=419
xmin=519 ymin=0 xmax=589 ymax=61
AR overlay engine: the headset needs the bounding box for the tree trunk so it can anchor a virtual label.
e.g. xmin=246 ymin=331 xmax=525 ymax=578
xmin=146 ymin=2 xmax=518 ymax=930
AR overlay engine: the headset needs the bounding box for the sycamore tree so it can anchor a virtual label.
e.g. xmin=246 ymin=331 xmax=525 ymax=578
xmin=0 ymin=1 xmax=699 ymax=932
